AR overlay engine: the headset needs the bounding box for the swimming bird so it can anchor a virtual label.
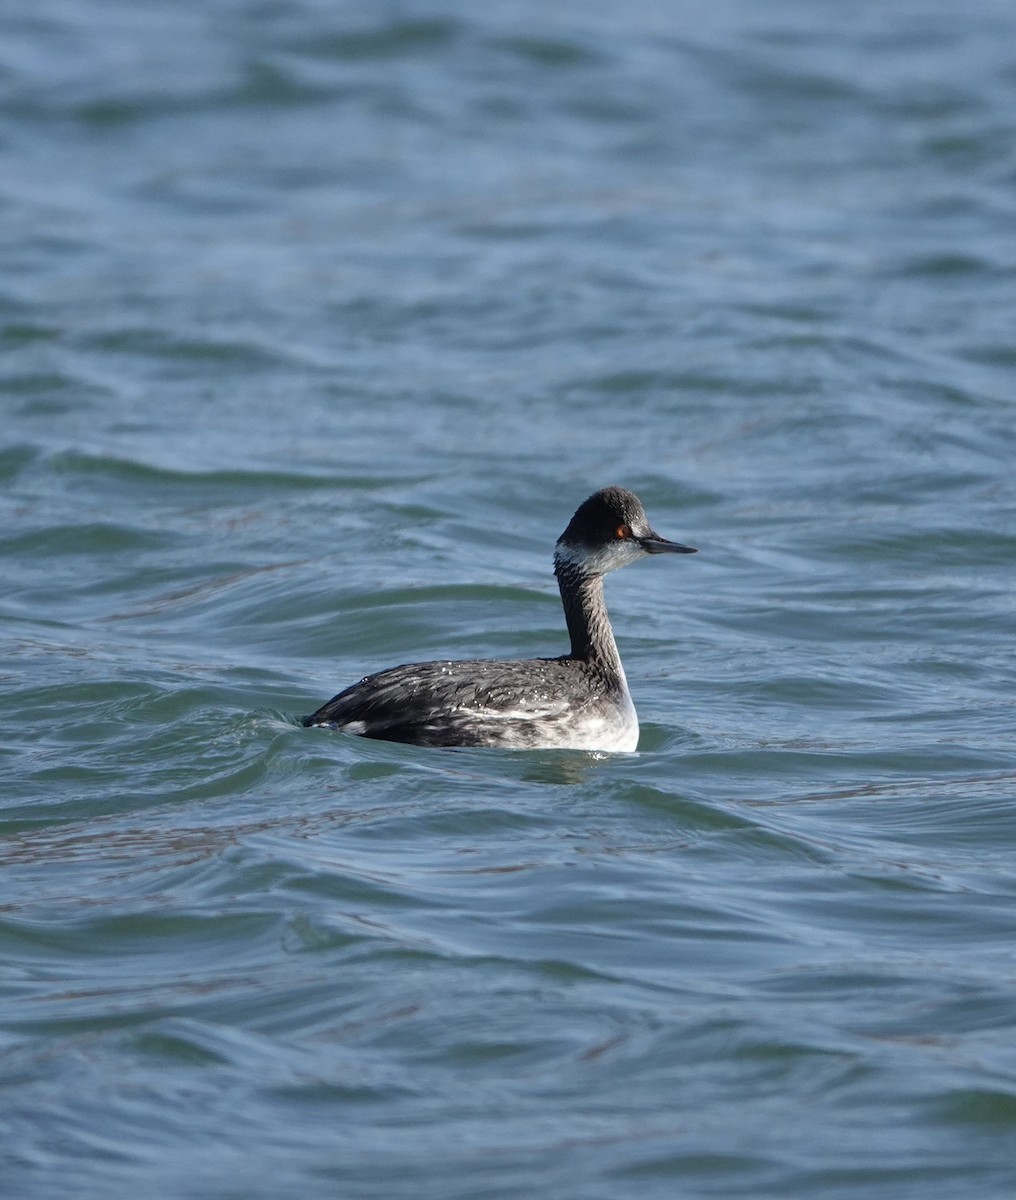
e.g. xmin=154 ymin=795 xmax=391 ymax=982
xmin=301 ymin=486 xmax=697 ymax=751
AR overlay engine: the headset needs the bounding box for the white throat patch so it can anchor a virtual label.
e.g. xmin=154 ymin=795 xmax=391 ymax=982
xmin=554 ymin=538 xmax=646 ymax=577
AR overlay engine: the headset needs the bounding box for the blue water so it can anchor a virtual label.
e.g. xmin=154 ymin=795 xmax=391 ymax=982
xmin=4 ymin=1 xmax=1016 ymax=1196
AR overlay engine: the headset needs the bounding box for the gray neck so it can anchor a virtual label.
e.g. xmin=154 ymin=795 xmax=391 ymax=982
xmin=554 ymin=557 xmax=624 ymax=679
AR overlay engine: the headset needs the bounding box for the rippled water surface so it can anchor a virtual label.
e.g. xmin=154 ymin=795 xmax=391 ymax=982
xmin=4 ymin=1 xmax=1016 ymax=1196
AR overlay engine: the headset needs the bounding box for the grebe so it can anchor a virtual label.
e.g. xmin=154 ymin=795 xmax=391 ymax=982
xmin=301 ymin=486 xmax=696 ymax=751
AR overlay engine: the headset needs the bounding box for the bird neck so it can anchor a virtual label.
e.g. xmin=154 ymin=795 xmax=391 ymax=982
xmin=554 ymin=558 xmax=624 ymax=677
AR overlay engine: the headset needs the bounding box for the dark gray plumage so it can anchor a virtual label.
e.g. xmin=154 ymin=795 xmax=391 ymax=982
xmin=301 ymin=486 xmax=696 ymax=751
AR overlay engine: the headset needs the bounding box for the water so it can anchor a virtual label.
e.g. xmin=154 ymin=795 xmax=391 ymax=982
xmin=3 ymin=0 xmax=1016 ymax=1196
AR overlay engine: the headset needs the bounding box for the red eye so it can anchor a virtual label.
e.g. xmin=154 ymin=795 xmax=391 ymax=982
xmin=616 ymin=525 xmax=630 ymax=539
